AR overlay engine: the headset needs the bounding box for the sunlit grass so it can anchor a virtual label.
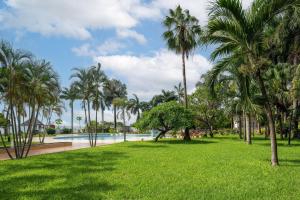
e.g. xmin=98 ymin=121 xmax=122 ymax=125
xmin=0 ymin=135 xmax=299 ymax=199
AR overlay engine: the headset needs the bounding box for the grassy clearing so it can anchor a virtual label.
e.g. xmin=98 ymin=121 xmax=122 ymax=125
xmin=0 ymin=135 xmax=299 ymax=200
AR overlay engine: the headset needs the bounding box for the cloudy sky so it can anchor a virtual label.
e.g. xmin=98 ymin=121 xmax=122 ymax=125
xmin=0 ymin=0 xmax=253 ymax=126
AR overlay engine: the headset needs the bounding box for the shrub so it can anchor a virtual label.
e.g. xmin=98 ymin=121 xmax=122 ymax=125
xmin=61 ymin=128 xmax=72 ymax=134
xmin=46 ymin=128 xmax=56 ymax=135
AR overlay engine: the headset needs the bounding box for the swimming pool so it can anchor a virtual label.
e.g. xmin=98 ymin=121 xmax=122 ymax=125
xmin=53 ymin=133 xmax=154 ymax=143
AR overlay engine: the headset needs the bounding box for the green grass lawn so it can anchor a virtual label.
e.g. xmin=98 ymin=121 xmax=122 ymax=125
xmin=0 ymin=135 xmax=299 ymax=200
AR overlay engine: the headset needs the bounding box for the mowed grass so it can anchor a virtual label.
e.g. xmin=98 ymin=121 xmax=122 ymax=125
xmin=0 ymin=135 xmax=299 ymax=200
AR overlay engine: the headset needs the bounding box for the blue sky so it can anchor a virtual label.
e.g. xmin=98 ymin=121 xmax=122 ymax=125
xmin=0 ymin=0 xmax=252 ymax=126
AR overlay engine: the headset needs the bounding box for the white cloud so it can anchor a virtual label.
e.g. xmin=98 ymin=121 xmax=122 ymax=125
xmin=0 ymin=0 xmax=157 ymax=40
xmin=151 ymin=0 xmax=254 ymax=26
xmin=117 ymin=29 xmax=147 ymax=44
xmin=94 ymin=49 xmax=212 ymax=101
xmin=72 ymin=40 xmax=125 ymax=57
xmin=0 ymin=0 xmax=253 ymax=40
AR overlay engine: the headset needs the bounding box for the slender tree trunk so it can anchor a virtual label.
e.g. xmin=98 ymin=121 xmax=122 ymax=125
xmin=114 ymin=105 xmax=117 ymax=130
xmin=181 ymin=51 xmax=191 ymax=141
xmin=137 ymin=110 xmax=140 ymax=121
xmin=71 ymin=100 xmax=74 ymax=134
xmin=257 ymin=71 xmax=278 ymax=166
xmin=278 ymin=112 xmax=284 ymax=140
xmin=288 ymin=116 xmax=292 ymax=145
xmin=83 ymin=101 xmax=87 ymax=126
xmin=258 ymin=123 xmax=261 ymax=135
xmin=239 ymin=114 xmax=243 ymax=139
xmin=243 ymin=111 xmax=246 ymax=141
xmin=101 ymin=106 xmax=104 ymax=123
xmin=94 ymin=108 xmax=98 ymax=147
xmin=246 ymin=113 xmax=252 ymax=145
xmin=123 ymin=110 xmax=126 ymax=142
xmin=87 ymin=100 xmax=91 ymax=125
xmin=25 ymin=105 xmax=40 ymax=157
xmin=292 ymin=100 xmax=299 ymax=138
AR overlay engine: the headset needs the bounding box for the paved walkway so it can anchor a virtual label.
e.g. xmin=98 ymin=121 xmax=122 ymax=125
xmin=0 ymin=141 xmax=114 ymax=161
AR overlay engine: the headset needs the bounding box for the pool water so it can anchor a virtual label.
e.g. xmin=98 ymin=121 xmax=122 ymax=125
xmin=54 ymin=133 xmax=154 ymax=143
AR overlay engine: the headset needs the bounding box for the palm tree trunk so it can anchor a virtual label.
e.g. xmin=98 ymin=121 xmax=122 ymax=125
xmin=256 ymin=71 xmax=279 ymax=166
xmin=94 ymin=108 xmax=98 ymax=147
xmin=258 ymin=122 xmax=261 ymax=134
xmin=123 ymin=110 xmax=126 ymax=142
xmin=292 ymin=99 xmax=299 ymax=138
xmin=101 ymin=106 xmax=104 ymax=123
xmin=243 ymin=110 xmax=246 ymax=141
xmin=114 ymin=105 xmax=117 ymax=130
xmin=71 ymin=100 xmax=74 ymax=134
xmin=87 ymin=100 xmax=91 ymax=125
xmin=182 ymin=51 xmax=191 ymax=141
xmin=83 ymin=100 xmax=87 ymax=126
xmin=246 ymin=113 xmax=252 ymax=144
xmin=238 ymin=114 xmax=243 ymax=139
xmin=278 ymin=112 xmax=284 ymax=140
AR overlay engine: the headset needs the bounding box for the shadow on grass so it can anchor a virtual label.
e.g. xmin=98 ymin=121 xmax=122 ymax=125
xmin=0 ymin=149 xmax=128 ymax=199
xmin=281 ymin=159 xmax=300 ymax=167
xmin=154 ymin=139 xmax=217 ymax=145
xmin=127 ymin=144 xmax=168 ymax=148
xmin=257 ymin=143 xmax=300 ymax=147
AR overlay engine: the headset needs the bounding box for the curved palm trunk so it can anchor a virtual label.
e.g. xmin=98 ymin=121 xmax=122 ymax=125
xmin=257 ymin=71 xmax=278 ymax=166
xmin=182 ymin=51 xmax=191 ymax=141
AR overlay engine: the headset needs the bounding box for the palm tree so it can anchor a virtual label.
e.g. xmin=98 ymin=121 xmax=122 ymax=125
xmin=76 ymin=116 xmax=82 ymax=130
xmin=206 ymin=0 xmax=297 ymax=166
xmin=90 ymin=63 xmax=106 ymax=147
xmin=163 ymin=5 xmax=202 ymax=140
xmin=174 ymin=82 xmax=184 ymax=104
xmin=71 ymin=68 xmax=93 ymax=126
xmin=113 ymin=98 xmax=131 ymax=141
xmin=61 ymin=84 xmax=78 ymax=134
xmin=0 ymin=40 xmax=60 ymax=159
xmin=127 ymin=94 xmax=142 ymax=121
xmin=103 ymin=79 xmax=127 ymax=130
xmin=150 ymin=90 xmax=178 ymax=107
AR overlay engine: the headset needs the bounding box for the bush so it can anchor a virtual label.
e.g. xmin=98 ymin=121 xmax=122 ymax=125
xmin=46 ymin=128 xmax=56 ymax=135
xmin=61 ymin=128 xmax=72 ymax=134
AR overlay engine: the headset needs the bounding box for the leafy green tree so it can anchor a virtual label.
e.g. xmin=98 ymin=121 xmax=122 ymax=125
xmin=135 ymin=101 xmax=194 ymax=142
xmin=163 ymin=5 xmax=202 ymax=140
xmin=206 ymin=0 xmax=297 ymax=166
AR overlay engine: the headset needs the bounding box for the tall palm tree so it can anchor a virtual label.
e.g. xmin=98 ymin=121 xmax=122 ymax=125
xmin=174 ymin=82 xmax=184 ymax=104
xmin=114 ymin=98 xmax=131 ymax=141
xmin=70 ymin=68 xmax=93 ymax=126
xmin=206 ymin=0 xmax=297 ymax=166
xmin=127 ymin=94 xmax=142 ymax=121
xmin=103 ymin=79 xmax=127 ymax=130
xmin=150 ymin=90 xmax=178 ymax=107
xmin=163 ymin=5 xmax=202 ymax=140
xmin=61 ymin=84 xmax=78 ymax=134
xmin=90 ymin=63 xmax=106 ymax=147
